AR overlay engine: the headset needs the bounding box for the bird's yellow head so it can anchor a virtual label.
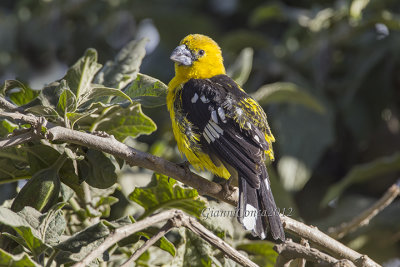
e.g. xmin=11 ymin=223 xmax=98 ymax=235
xmin=170 ymin=34 xmax=226 ymax=80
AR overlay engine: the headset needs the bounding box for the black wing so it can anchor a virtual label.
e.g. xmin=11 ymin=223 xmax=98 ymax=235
xmin=180 ymin=74 xmax=270 ymax=189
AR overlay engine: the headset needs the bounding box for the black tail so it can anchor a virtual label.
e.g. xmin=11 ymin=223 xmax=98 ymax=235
xmin=237 ymin=165 xmax=285 ymax=241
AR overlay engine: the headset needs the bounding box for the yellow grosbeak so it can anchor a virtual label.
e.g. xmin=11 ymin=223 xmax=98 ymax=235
xmin=167 ymin=34 xmax=284 ymax=241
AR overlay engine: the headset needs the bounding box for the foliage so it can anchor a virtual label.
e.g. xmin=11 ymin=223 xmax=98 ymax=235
xmin=1 ymin=0 xmax=400 ymax=265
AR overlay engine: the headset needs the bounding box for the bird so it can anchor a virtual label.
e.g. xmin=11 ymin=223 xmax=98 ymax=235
xmin=167 ymin=34 xmax=285 ymax=241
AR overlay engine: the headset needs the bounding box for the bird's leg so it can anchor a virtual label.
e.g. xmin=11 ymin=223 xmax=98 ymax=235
xmin=220 ymin=177 xmax=235 ymax=198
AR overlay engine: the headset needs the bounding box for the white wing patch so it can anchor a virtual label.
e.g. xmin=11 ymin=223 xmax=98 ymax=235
xmin=202 ymin=120 xmax=224 ymax=143
xmin=191 ymin=93 xmax=199 ymax=103
xmin=211 ymin=110 xmax=218 ymax=123
xmin=200 ymin=95 xmax=210 ymax=103
xmin=218 ymin=107 xmax=227 ymax=123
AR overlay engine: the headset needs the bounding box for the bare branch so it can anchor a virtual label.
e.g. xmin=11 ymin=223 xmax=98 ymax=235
xmin=0 ymin=98 xmax=22 ymax=111
xmin=72 ymin=210 xmax=258 ymax=267
xmin=178 ymin=212 xmax=259 ymax=267
xmin=0 ymin=104 xmax=382 ymax=267
xmin=274 ymin=241 xmax=354 ymax=267
xmin=0 ymin=131 xmax=37 ymax=149
xmin=329 ymin=180 xmax=400 ymax=239
xmin=120 ymin=220 xmax=175 ymax=267
xmin=281 ymin=216 xmax=380 ymax=267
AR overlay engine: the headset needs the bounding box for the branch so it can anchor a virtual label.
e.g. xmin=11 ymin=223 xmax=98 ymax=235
xmin=329 ymin=180 xmax=400 ymax=239
xmin=274 ymin=240 xmax=355 ymax=267
xmin=0 ymin=110 xmax=237 ymax=206
xmin=0 ymin=131 xmax=37 ymax=149
xmin=281 ymin=216 xmax=380 ymax=267
xmin=0 ymin=106 xmax=382 ymax=267
xmin=120 ymin=220 xmax=175 ymax=267
xmin=72 ymin=210 xmax=258 ymax=267
xmin=0 ymin=98 xmax=22 ymax=111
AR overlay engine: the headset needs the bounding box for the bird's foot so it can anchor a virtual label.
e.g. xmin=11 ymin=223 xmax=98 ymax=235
xmin=220 ymin=179 xmax=235 ymax=198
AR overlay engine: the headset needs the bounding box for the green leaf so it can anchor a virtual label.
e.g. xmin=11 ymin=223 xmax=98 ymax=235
xmin=95 ymin=103 xmax=156 ymax=142
xmin=64 ymin=48 xmax=102 ymax=103
xmin=112 ymin=73 xmax=168 ymax=107
xmin=0 ymin=207 xmax=49 ymax=256
xmin=251 ymin=82 xmax=325 ymax=114
xmin=236 ymin=241 xmax=278 ymax=267
xmin=94 ymin=38 xmax=148 ymax=89
xmin=38 ymin=203 xmax=67 ymax=246
xmin=78 ymin=149 xmax=117 ymax=189
xmin=0 ymin=248 xmax=39 ymax=267
xmin=55 ymin=220 xmax=111 ymax=265
xmin=1 ymin=80 xmax=39 ymax=106
xmin=0 ymin=156 xmax=30 ymax=185
xmin=321 ymin=152 xmax=400 ymax=207
xmin=78 ymin=85 xmax=132 ymax=107
xmin=0 ymin=119 xmax=18 ymax=137
xmin=57 ymin=80 xmax=77 ymax=116
xmin=129 ymin=173 xmax=207 ymax=218
xmin=227 ymin=47 xmax=253 ymax=86
xmin=11 ymin=154 xmax=65 ymax=212
xmin=183 ymin=229 xmax=212 ymax=267
xmin=118 ymin=225 xmax=176 ymax=257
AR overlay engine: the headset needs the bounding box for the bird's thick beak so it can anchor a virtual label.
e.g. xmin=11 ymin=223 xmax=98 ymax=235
xmin=170 ymin=45 xmax=193 ymax=66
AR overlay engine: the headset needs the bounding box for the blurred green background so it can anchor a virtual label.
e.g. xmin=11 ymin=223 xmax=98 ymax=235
xmin=1 ymin=0 xmax=399 ymax=264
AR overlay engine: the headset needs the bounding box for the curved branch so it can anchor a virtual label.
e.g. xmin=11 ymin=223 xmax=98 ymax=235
xmin=0 ymin=108 xmax=381 ymax=267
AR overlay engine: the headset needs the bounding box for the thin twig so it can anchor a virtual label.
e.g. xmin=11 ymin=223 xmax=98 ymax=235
xmin=120 ymin=220 xmax=175 ymax=267
xmin=297 ymin=238 xmax=309 ymax=267
xmin=274 ymin=240 xmax=355 ymax=267
xmin=329 ymin=180 xmax=400 ymax=239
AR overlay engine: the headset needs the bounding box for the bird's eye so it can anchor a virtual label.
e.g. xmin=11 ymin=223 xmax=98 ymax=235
xmin=198 ymin=49 xmax=205 ymax=56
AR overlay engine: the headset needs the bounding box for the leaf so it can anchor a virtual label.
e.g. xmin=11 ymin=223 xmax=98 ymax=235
xmin=129 ymin=173 xmax=207 ymax=218
xmin=0 ymin=207 xmax=49 ymax=256
xmin=64 ymin=48 xmax=102 ymax=103
xmin=321 ymin=152 xmax=400 ymax=207
xmin=38 ymin=203 xmax=67 ymax=246
xmin=78 ymin=85 xmax=132 ymax=107
xmin=1 ymin=80 xmax=39 ymax=106
xmin=0 ymin=119 xmax=17 ymax=137
xmin=112 ymin=73 xmax=168 ymax=107
xmin=183 ymin=229 xmax=212 ymax=267
xmin=0 ymin=156 xmax=30 ymax=185
xmin=95 ymin=103 xmax=156 ymax=142
xmin=57 ymin=80 xmax=77 ymax=116
xmin=94 ymin=38 xmax=148 ymax=89
xmin=55 ymin=220 xmax=111 ymax=265
xmin=226 ymin=47 xmax=253 ymax=86
xmin=251 ymin=82 xmax=325 ymax=114
xmin=0 ymin=248 xmax=39 ymax=267
xmin=78 ymin=149 xmax=117 ymax=189
xmin=118 ymin=225 xmax=176 ymax=257
xmin=236 ymin=241 xmax=278 ymax=267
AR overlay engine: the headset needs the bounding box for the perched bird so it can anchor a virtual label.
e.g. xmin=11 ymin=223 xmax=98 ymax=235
xmin=167 ymin=34 xmax=285 ymax=241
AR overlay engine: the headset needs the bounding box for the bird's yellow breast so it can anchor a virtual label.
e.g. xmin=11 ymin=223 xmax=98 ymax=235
xmin=167 ymin=78 xmax=230 ymax=179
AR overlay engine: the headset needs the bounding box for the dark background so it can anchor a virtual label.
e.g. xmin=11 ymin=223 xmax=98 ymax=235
xmin=1 ymin=0 xmax=399 ymax=263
